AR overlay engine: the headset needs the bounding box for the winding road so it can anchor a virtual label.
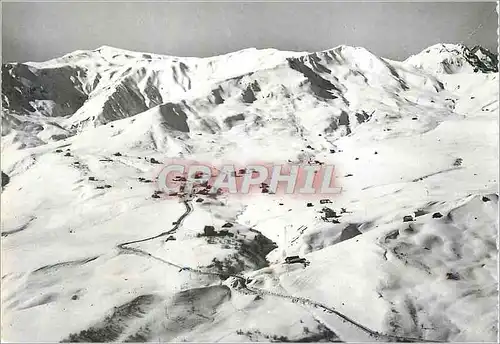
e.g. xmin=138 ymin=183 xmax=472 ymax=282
xmin=115 ymin=199 xmax=443 ymax=343
xmin=117 ymin=200 xmax=193 ymax=250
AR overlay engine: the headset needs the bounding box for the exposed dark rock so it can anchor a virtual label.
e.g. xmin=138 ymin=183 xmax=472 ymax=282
xmin=446 ymin=272 xmax=461 ymax=280
xmin=157 ymin=102 xmax=190 ymax=133
xmin=2 ymin=63 xmax=88 ymax=116
xmin=355 ymin=111 xmax=372 ymax=124
xmin=241 ymin=81 xmax=261 ymax=104
xmin=61 ymin=294 xmax=159 ymax=342
xmin=465 ymin=46 xmax=499 ymax=73
xmin=287 ymin=58 xmax=339 ymax=100
xmin=432 ymin=212 xmax=443 ymax=218
xmin=309 ymin=53 xmax=333 ymax=74
xmin=324 ymin=118 xmax=339 ymax=133
xmin=224 ymin=113 xmax=245 ymax=128
xmin=113 ymin=152 xmax=122 ymax=156
xmin=211 ymin=86 xmax=225 ymax=105
xmin=482 ymin=196 xmax=490 ymax=202
xmin=1 ymin=171 xmax=10 ymax=188
xmin=339 ymin=224 xmax=362 ymax=242
xmin=92 ymin=80 xmax=152 ymax=125
xmin=338 ymin=111 xmax=350 ymax=126
xmin=382 ymin=59 xmax=410 ymax=90
xmin=306 ymin=202 xmax=314 ymax=207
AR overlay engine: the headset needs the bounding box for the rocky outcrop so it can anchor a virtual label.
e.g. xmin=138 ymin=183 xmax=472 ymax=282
xmin=2 ymin=63 xmax=88 ymax=116
xmin=1 ymin=171 xmax=10 ymax=188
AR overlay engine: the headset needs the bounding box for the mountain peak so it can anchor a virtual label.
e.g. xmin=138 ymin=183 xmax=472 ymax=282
xmin=405 ymin=43 xmax=498 ymax=74
xmin=93 ymin=45 xmax=149 ymax=56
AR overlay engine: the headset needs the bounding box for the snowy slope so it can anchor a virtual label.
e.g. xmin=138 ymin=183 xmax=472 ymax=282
xmin=1 ymin=43 xmax=498 ymax=342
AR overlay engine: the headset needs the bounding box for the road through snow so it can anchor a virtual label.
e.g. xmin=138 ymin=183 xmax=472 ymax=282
xmin=115 ymin=199 xmax=443 ymax=343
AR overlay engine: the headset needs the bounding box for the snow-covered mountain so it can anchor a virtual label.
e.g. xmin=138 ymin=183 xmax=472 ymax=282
xmin=1 ymin=44 xmax=498 ymax=342
xmin=405 ymin=43 xmax=498 ymax=74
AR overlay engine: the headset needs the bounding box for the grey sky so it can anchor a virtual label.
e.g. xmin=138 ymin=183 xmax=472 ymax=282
xmin=2 ymin=1 xmax=498 ymax=63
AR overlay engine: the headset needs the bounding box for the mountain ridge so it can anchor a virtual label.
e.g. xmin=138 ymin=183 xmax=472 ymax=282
xmin=2 ymin=43 xmax=497 ymax=150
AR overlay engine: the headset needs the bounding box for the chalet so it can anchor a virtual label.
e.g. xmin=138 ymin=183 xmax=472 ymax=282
xmin=284 ymin=256 xmax=310 ymax=266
